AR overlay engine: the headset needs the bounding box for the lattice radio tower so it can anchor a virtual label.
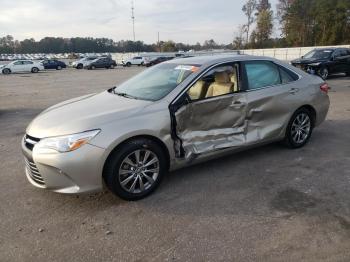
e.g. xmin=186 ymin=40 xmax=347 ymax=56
xmin=131 ymin=0 xmax=135 ymax=41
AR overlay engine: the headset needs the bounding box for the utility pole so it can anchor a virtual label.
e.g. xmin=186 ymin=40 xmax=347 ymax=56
xmin=158 ymin=32 xmax=160 ymax=52
xmin=131 ymin=0 xmax=135 ymax=42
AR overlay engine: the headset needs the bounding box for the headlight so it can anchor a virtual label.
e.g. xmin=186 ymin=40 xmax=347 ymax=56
xmin=36 ymin=130 xmax=100 ymax=153
xmin=308 ymin=62 xmax=321 ymax=67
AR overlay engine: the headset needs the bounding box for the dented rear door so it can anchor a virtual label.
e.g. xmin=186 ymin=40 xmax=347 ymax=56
xmin=175 ymin=92 xmax=248 ymax=158
xmin=242 ymin=60 xmax=300 ymax=143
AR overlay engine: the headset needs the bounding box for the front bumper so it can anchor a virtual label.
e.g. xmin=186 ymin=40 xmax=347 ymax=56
xmin=292 ymin=63 xmax=320 ymax=74
xmin=21 ymin=136 xmax=106 ymax=194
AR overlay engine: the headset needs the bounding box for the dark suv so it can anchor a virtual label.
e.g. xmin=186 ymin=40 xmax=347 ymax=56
xmin=85 ymin=57 xmax=117 ymax=70
xmin=291 ymin=48 xmax=350 ymax=79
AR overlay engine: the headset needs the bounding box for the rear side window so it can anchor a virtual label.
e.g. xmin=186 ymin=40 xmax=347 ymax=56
xmin=279 ymin=66 xmax=299 ymax=83
xmin=244 ymin=61 xmax=298 ymax=90
xmin=244 ymin=61 xmax=280 ymax=90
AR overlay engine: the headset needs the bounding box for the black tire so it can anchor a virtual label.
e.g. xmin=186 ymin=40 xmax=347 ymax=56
xmin=284 ymin=108 xmax=314 ymax=149
xmin=77 ymin=64 xmax=83 ymax=69
xmin=2 ymin=68 xmax=11 ymax=75
xmin=110 ymin=64 xmax=115 ymax=69
xmin=318 ymin=66 xmax=329 ymax=80
xmin=31 ymin=67 xmax=39 ymax=73
xmin=103 ymin=138 xmax=167 ymax=201
xmin=91 ymin=65 xmax=96 ymax=70
xmin=346 ymin=71 xmax=350 ymax=77
xmin=126 ymin=62 xmax=131 ymax=67
xmin=56 ymin=65 xmax=62 ymax=70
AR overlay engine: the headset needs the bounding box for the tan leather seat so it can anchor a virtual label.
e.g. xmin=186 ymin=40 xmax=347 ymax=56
xmin=188 ymin=80 xmax=206 ymax=100
xmin=230 ymin=70 xmax=238 ymax=92
xmin=205 ymin=71 xmax=233 ymax=98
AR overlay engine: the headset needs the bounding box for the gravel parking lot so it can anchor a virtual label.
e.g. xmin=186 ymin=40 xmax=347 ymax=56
xmin=1 ymin=67 xmax=350 ymax=261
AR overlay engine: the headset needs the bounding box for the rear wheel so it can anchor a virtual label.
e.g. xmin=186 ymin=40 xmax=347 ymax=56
xmin=91 ymin=65 xmax=95 ymax=70
xmin=56 ymin=65 xmax=62 ymax=70
xmin=2 ymin=68 xmax=11 ymax=75
xmin=77 ymin=64 xmax=83 ymax=69
xmin=103 ymin=138 xmax=167 ymax=201
xmin=284 ymin=108 xmax=313 ymax=148
xmin=31 ymin=67 xmax=39 ymax=73
xmin=126 ymin=62 xmax=131 ymax=67
xmin=110 ymin=64 xmax=115 ymax=69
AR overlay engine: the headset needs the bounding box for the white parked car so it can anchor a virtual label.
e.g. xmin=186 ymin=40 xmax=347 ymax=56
xmin=71 ymin=57 xmax=98 ymax=69
xmin=122 ymin=56 xmax=145 ymax=67
xmin=1 ymin=60 xmax=44 ymax=75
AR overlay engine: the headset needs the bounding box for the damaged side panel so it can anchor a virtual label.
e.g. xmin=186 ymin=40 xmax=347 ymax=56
xmin=173 ymin=93 xmax=248 ymax=159
xmin=171 ymin=86 xmax=296 ymax=160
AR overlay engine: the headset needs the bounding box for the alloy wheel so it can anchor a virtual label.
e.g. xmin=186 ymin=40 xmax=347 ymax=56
xmin=319 ymin=67 xmax=329 ymax=80
xmin=291 ymin=113 xmax=311 ymax=144
xmin=118 ymin=149 xmax=160 ymax=194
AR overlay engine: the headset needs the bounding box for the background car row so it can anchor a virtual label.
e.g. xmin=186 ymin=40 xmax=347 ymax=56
xmin=0 ymin=54 xmax=179 ymax=74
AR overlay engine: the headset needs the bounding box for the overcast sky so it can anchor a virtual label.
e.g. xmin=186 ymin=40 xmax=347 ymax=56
xmin=0 ymin=0 xmax=279 ymax=44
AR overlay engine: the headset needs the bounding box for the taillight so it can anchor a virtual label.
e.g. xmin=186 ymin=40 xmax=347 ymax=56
xmin=320 ymin=83 xmax=330 ymax=94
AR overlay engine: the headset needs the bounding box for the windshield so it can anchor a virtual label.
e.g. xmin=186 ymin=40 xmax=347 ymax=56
xmin=303 ymin=49 xmax=333 ymax=59
xmin=113 ymin=63 xmax=200 ymax=101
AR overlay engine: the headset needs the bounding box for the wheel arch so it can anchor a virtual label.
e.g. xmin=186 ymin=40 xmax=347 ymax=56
xmin=102 ymin=135 xmax=171 ymax=177
xmin=2 ymin=68 xmax=11 ymax=74
xmin=295 ymin=105 xmax=317 ymax=127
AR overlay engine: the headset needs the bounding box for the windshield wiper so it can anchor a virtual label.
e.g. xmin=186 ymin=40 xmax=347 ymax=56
xmin=111 ymin=87 xmax=139 ymax=100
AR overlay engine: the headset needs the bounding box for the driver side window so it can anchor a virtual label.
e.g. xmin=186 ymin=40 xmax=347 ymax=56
xmin=187 ymin=63 xmax=239 ymax=101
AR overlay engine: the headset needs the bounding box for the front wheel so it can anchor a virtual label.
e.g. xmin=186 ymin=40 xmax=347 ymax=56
xmin=103 ymin=139 xmax=167 ymax=201
xmin=2 ymin=68 xmax=11 ymax=75
xmin=110 ymin=64 xmax=115 ymax=69
xmin=284 ymin=108 xmax=313 ymax=149
xmin=318 ymin=67 xmax=329 ymax=80
xmin=56 ymin=65 xmax=62 ymax=70
xmin=31 ymin=67 xmax=39 ymax=73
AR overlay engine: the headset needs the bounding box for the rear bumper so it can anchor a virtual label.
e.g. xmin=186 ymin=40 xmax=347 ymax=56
xmin=21 ymin=136 xmax=106 ymax=194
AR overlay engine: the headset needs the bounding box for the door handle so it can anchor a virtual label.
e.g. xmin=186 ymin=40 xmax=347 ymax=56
xmin=289 ymin=88 xmax=300 ymax=94
xmin=230 ymin=101 xmax=245 ymax=108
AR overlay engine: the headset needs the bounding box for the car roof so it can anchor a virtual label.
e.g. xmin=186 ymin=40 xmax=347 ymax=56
xmin=167 ymin=54 xmax=279 ymax=67
xmin=314 ymin=47 xmax=350 ymax=51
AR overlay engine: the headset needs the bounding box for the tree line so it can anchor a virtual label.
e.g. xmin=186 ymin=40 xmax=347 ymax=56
xmin=236 ymin=0 xmax=350 ymax=49
xmin=0 ymin=35 xmax=232 ymax=54
xmin=1 ymin=0 xmax=349 ymax=54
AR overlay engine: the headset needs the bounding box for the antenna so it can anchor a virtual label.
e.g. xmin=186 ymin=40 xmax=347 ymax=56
xmin=131 ymin=0 xmax=135 ymax=41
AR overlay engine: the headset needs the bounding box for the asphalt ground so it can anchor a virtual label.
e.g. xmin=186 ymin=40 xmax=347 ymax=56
xmin=0 ymin=67 xmax=350 ymax=261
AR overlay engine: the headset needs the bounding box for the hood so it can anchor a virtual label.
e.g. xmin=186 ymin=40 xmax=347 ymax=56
xmin=291 ymin=57 xmax=328 ymax=64
xmin=26 ymin=91 xmax=152 ymax=138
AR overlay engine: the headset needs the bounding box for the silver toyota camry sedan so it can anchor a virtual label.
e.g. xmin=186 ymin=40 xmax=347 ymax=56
xmin=22 ymin=55 xmax=330 ymax=200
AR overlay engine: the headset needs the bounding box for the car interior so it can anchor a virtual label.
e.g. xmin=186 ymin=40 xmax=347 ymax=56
xmin=187 ymin=64 xmax=239 ymax=100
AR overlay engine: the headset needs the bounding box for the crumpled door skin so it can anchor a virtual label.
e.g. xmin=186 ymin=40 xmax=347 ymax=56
xmin=175 ymin=93 xmax=248 ymax=158
xmin=244 ymin=83 xmax=298 ymax=144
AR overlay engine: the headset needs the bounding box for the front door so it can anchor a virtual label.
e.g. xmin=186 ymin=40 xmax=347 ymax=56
xmin=11 ymin=61 xmax=25 ymax=72
xmin=173 ymin=63 xmax=248 ymax=159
